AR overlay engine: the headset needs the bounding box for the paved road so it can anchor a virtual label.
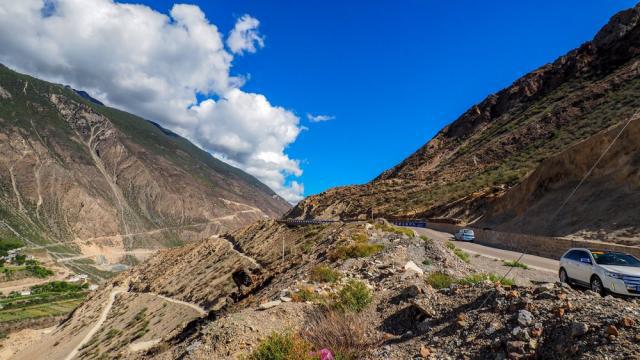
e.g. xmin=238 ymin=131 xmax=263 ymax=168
xmin=411 ymin=227 xmax=560 ymax=274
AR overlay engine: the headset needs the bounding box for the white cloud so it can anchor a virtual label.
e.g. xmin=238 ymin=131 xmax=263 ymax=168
xmin=0 ymin=0 xmax=303 ymax=203
xmin=307 ymin=113 xmax=335 ymax=122
xmin=227 ymin=14 xmax=265 ymax=55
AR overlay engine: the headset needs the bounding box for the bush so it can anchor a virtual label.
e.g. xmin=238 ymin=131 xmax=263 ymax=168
xmin=446 ymin=242 xmax=470 ymax=263
xmin=427 ymin=273 xmax=454 ymax=289
xmin=248 ymin=332 xmax=314 ymax=360
xmin=420 ymin=235 xmax=432 ymax=244
xmin=351 ymin=233 xmax=368 ymax=243
xmin=31 ymin=281 xmax=87 ymax=293
xmin=292 ymin=286 xmax=326 ymax=305
xmin=336 ymin=280 xmax=372 ymax=312
xmin=310 ymin=265 xmax=341 ymax=283
xmin=457 ymin=273 xmax=515 ymax=287
xmin=26 ymin=264 xmax=54 ymax=278
xmin=503 ymin=260 xmax=529 ymax=269
xmin=374 ymin=223 xmax=414 ymax=237
xmin=300 ymin=310 xmax=369 ymax=360
xmin=332 ymin=243 xmax=384 ymax=260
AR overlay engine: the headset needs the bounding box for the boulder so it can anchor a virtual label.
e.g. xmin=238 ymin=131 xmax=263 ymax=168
xmin=404 ymin=261 xmax=424 ymax=275
xmin=570 ymin=321 xmax=589 ymax=337
xmin=517 ymin=310 xmax=534 ymax=327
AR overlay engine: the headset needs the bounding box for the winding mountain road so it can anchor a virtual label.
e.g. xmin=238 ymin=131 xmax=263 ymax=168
xmin=411 ymin=227 xmax=560 ymax=273
xmin=64 ymin=287 xmax=126 ymax=360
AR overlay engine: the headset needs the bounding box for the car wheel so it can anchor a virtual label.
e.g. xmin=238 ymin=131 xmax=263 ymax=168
xmin=591 ymin=276 xmax=606 ymax=296
xmin=559 ymin=268 xmax=570 ymax=284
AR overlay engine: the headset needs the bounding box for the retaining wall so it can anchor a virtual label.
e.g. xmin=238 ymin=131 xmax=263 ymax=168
xmin=426 ymin=223 xmax=640 ymax=260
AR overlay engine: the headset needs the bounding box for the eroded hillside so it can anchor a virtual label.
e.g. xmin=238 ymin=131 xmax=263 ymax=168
xmin=0 ymin=65 xmax=290 ymax=278
xmin=287 ymin=5 xmax=640 ymax=242
xmin=13 ymin=220 xmax=640 ymax=359
xmin=480 ymin=114 xmax=640 ymax=244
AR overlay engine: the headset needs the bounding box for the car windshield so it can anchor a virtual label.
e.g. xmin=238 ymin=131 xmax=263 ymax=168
xmin=463 ymin=230 xmax=474 ymax=234
xmin=591 ymin=251 xmax=640 ymax=267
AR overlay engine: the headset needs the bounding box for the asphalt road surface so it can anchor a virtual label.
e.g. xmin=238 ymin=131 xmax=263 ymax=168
xmin=412 ymin=227 xmax=560 ymax=274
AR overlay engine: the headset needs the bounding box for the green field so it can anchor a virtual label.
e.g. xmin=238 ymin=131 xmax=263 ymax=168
xmin=0 ymin=281 xmax=88 ymax=322
xmin=0 ymin=298 xmax=82 ymax=322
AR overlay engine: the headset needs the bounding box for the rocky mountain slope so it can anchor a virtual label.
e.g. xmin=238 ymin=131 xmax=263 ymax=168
xmin=12 ymin=220 xmax=640 ymax=359
xmin=287 ymin=4 xmax=640 ymax=242
xmin=479 ymin=115 xmax=640 ymax=244
xmin=0 ymin=64 xmax=290 ymax=277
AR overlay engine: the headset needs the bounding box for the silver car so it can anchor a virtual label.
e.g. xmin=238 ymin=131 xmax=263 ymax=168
xmin=454 ymin=229 xmax=475 ymax=242
xmin=559 ymin=248 xmax=640 ymax=297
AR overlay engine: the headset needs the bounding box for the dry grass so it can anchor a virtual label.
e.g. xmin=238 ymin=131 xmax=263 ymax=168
xmin=247 ymin=332 xmax=314 ymax=360
xmin=300 ymin=309 xmax=371 ymax=360
xmin=330 ymin=243 xmax=384 ymax=260
xmin=309 ymin=265 xmax=342 ymax=283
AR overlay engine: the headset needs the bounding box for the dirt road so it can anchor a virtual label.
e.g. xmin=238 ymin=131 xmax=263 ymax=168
xmin=63 ymin=287 xmax=126 ymax=360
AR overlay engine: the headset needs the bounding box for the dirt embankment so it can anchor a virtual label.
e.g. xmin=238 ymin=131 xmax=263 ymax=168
xmin=480 ymin=116 xmax=640 ymax=244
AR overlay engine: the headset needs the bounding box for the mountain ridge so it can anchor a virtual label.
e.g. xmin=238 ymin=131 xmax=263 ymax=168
xmin=0 ymin=64 xmax=290 ymax=277
xmin=286 ymin=4 xmax=640 ymax=244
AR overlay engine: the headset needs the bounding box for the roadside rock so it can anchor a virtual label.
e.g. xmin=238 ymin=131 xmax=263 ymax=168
xmin=517 ymin=310 xmax=533 ymax=327
xmin=258 ymin=300 xmax=281 ymax=310
xmin=570 ymin=321 xmax=589 ymax=337
xmin=404 ymin=261 xmax=424 ymax=276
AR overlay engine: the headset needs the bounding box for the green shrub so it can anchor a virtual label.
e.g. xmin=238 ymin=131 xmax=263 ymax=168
xmin=452 ymin=248 xmax=470 ymax=263
xmin=248 ymin=332 xmax=314 ymax=360
xmin=26 ymin=264 xmax=54 ymax=278
xmin=420 ymin=235 xmax=432 ymax=244
xmin=336 ymin=280 xmax=372 ymax=313
xmin=457 ymin=273 xmax=515 ymax=287
xmin=332 ymin=243 xmax=384 ymax=260
xmin=134 ymin=308 xmax=147 ymax=321
xmin=374 ymin=223 xmax=414 ymax=237
xmin=31 ymin=281 xmax=87 ymax=293
xmin=310 ymin=265 xmax=341 ymax=283
xmin=351 ymin=233 xmax=368 ymax=243
xmin=503 ymin=260 xmax=529 ymax=269
xmin=427 ymin=273 xmax=455 ymax=289
xmin=422 ymin=259 xmax=432 ymax=266
xmin=292 ymin=286 xmax=326 ymax=305
xmin=446 ymin=242 xmax=470 ymax=263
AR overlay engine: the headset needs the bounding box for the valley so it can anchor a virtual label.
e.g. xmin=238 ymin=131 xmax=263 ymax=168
xmin=2 ymin=2 xmax=640 ymax=360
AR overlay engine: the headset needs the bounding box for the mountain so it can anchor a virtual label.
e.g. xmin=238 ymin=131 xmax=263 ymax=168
xmin=288 ymin=4 xmax=640 ymax=243
xmin=0 ymin=64 xmax=290 ymax=277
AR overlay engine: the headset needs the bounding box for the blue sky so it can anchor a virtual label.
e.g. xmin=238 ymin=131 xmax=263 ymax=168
xmin=2 ymin=1 xmax=636 ymax=200
xmin=137 ymin=0 xmax=635 ymax=196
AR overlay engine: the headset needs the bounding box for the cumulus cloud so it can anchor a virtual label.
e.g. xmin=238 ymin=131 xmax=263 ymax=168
xmin=0 ymin=0 xmax=303 ymax=203
xmin=307 ymin=113 xmax=336 ymax=122
xmin=227 ymin=14 xmax=265 ymax=55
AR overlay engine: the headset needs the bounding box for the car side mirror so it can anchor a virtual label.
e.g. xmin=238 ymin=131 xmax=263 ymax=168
xmin=580 ymin=257 xmax=592 ymax=264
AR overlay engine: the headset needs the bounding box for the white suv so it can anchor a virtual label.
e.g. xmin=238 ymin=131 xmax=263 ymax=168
xmin=559 ymin=248 xmax=640 ymax=297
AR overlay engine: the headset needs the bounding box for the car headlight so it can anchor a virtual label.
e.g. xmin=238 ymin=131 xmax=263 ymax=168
xmin=606 ymin=271 xmax=623 ymax=279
